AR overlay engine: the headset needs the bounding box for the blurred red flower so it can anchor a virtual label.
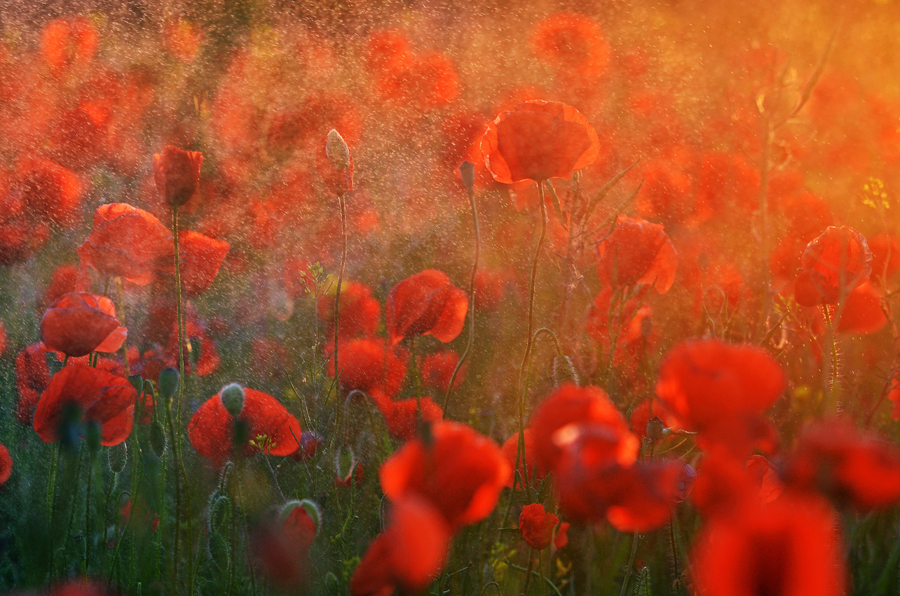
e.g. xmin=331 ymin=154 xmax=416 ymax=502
xmin=78 ymin=203 xmax=174 ymax=285
xmin=187 ymin=387 xmax=302 ymax=463
xmin=385 ymin=270 xmax=468 ymax=346
xmin=380 ymin=420 xmax=510 ymax=529
xmin=519 ymin=503 xmax=559 ymax=550
xmin=530 ymin=383 xmax=639 ymax=472
xmin=836 ymin=281 xmax=887 ymax=335
xmin=596 ymin=215 xmax=677 ymax=294
xmin=655 ymin=340 xmax=785 ymax=456
xmin=327 ymin=338 xmax=408 ymax=397
xmin=40 ymin=17 xmax=98 ymax=77
xmin=16 ymin=156 xmax=86 ymax=228
xmin=178 ymin=230 xmax=230 ymax=296
xmin=253 ymin=502 xmax=318 ymax=590
xmin=420 ymin=350 xmax=466 ymax=393
xmin=500 ymin=429 xmax=548 ymax=488
xmin=40 ymin=292 xmax=127 ymax=358
xmin=350 ymin=497 xmax=451 ymax=596
xmin=530 ymin=12 xmax=609 ymax=80
xmin=781 ymin=419 xmax=900 ymax=512
xmin=33 ymin=363 xmax=137 ymax=446
xmin=794 ymin=226 xmax=872 ymax=306
xmin=692 ymin=494 xmax=845 ymax=596
xmin=317 ymin=281 xmax=381 ymax=339
xmin=0 ymin=442 xmax=11 ymax=485
xmin=376 ymin=396 xmax=443 ymax=441
xmin=15 ymin=342 xmax=52 ymax=425
xmin=482 ymin=100 xmax=600 ymax=184
xmin=152 ymin=145 xmax=203 ymax=208
xmin=868 ymin=233 xmax=900 ymax=280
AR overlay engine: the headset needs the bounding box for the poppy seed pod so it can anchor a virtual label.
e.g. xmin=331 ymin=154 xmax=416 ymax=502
xmin=152 ymin=145 xmax=203 ymax=207
xmin=220 ymin=382 xmax=245 ymax=417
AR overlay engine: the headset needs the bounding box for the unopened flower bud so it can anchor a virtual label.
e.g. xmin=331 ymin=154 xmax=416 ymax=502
xmin=220 ymin=383 xmax=245 ymax=417
xmin=647 ymin=416 xmax=665 ymax=442
xmin=107 ymin=441 xmax=128 ymax=474
xmin=280 ymin=499 xmax=322 ymax=535
xmin=159 ymin=367 xmax=179 ymax=401
xmin=459 ymin=161 xmax=475 ymax=189
xmin=152 ymin=145 xmax=203 ymax=207
xmin=325 ymin=129 xmax=351 ymax=172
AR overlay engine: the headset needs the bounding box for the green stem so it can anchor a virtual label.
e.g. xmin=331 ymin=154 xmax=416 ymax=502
xmin=46 ymin=442 xmax=60 ymax=523
xmin=619 ymin=531 xmax=640 ymax=596
xmin=173 ymin=205 xmax=186 ymax=428
xmin=822 ymin=306 xmax=840 ymax=412
xmin=443 ymin=179 xmax=480 ymax=414
xmin=334 ymin=191 xmax=347 ymax=396
xmin=84 ymin=452 xmax=97 ymax=574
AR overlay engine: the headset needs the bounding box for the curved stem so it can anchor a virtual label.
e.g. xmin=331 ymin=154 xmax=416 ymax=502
xmin=444 ymin=180 xmax=480 ymax=414
xmin=515 ymin=181 xmax=548 ymax=500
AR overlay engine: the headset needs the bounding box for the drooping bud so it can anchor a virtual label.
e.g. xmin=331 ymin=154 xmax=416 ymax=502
xmin=459 ymin=160 xmax=475 ymax=190
xmin=220 ymin=383 xmax=246 ymax=417
xmin=326 ymin=129 xmax=351 ymax=172
xmin=158 ymin=367 xmax=179 ymax=402
xmin=149 ymin=421 xmax=167 ymax=457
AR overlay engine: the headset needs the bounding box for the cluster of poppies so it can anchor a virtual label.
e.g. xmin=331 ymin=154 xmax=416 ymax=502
xmin=2 ymin=5 xmax=900 ymax=596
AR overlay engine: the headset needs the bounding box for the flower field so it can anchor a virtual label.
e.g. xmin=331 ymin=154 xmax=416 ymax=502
xmin=1 ymin=1 xmax=900 ymax=595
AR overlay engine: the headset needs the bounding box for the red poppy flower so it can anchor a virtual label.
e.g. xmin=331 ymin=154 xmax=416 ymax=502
xmin=500 ymin=429 xmax=549 ymax=488
xmin=78 ymin=203 xmax=174 ymax=285
xmin=327 ymin=338 xmax=408 ymax=397
xmin=316 ymin=129 xmax=353 ymax=195
xmin=0 ymin=442 xmax=12 ymax=485
xmin=152 ymin=145 xmax=203 ymax=207
xmin=868 ymin=233 xmax=900 ymax=280
xmin=596 ymin=215 xmax=678 ymax=294
xmin=16 ymin=156 xmax=86 ymax=228
xmin=33 ymin=363 xmax=137 ymax=446
xmin=692 ymin=494 xmax=845 ymax=596
xmin=374 ymin=52 xmax=460 ymax=111
xmin=317 ymin=281 xmax=381 ymax=339
xmin=530 ymin=383 xmax=639 ymax=473
xmin=253 ymin=502 xmax=318 ymax=590
xmin=350 ymin=497 xmax=451 ymax=596
xmin=781 ymin=419 xmax=900 ymax=512
xmin=187 ymin=387 xmax=302 ymax=463
xmin=379 ymin=396 xmax=443 ymax=441
xmin=836 ymin=280 xmax=887 ymax=334
xmin=655 ymin=340 xmax=785 ymax=456
xmin=380 ymin=420 xmax=510 ymax=529
xmin=530 ymin=12 xmax=609 ymax=80
xmin=482 ymin=100 xmax=600 ymax=184
xmin=420 ymin=350 xmax=466 ymax=392
xmin=40 ymin=17 xmax=98 ymax=77
xmin=15 ymin=342 xmax=52 ymax=425
xmin=40 ymin=292 xmax=127 ymax=358
xmin=385 ymin=270 xmax=468 ymax=346
xmin=586 ymin=287 xmax=653 ymax=349
xmin=178 ymin=230 xmax=230 ymax=296
xmin=794 ymin=226 xmax=872 ymax=306
xmin=120 ymin=498 xmax=159 ymax=533
xmin=691 ymin=451 xmax=783 ymax=517
xmin=552 ymin=421 xmax=680 ymax=530
xmin=519 ymin=503 xmax=559 ymax=550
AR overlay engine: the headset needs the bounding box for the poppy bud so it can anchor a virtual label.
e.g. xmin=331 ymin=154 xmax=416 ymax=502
xmin=152 ymin=145 xmax=203 ymax=207
xmin=107 ymin=441 xmax=128 ymax=474
xmin=208 ymin=532 xmax=231 ymax=570
xmin=220 ymin=382 xmax=245 ymax=417
xmin=280 ymin=499 xmax=322 ymax=535
xmin=647 ymin=416 xmax=665 ymax=442
xmin=149 ymin=421 xmax=167 ymax=457
xmin=129 ymin=374 xmax=143 ymax=395
xmin=158 ymin=367 xmax=179 ymax=401
xmin=208 ymin=492 xmax=231 ymax=534
xmin=459 ymin=160 xmax=475 ymax=189
xmin=326 ymin=129 xmax=351 ymax=172
xmin=324 ymin=572 xmax=339 ymax=594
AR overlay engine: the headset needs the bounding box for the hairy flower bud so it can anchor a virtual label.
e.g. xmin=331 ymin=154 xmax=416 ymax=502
xmin=152 ymin=145 xmax=203 ymax=207
xmin=326 ymin=129 xmax=351 ymax=171
xmin=220 ymin=382 xmax=246 ymax=417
